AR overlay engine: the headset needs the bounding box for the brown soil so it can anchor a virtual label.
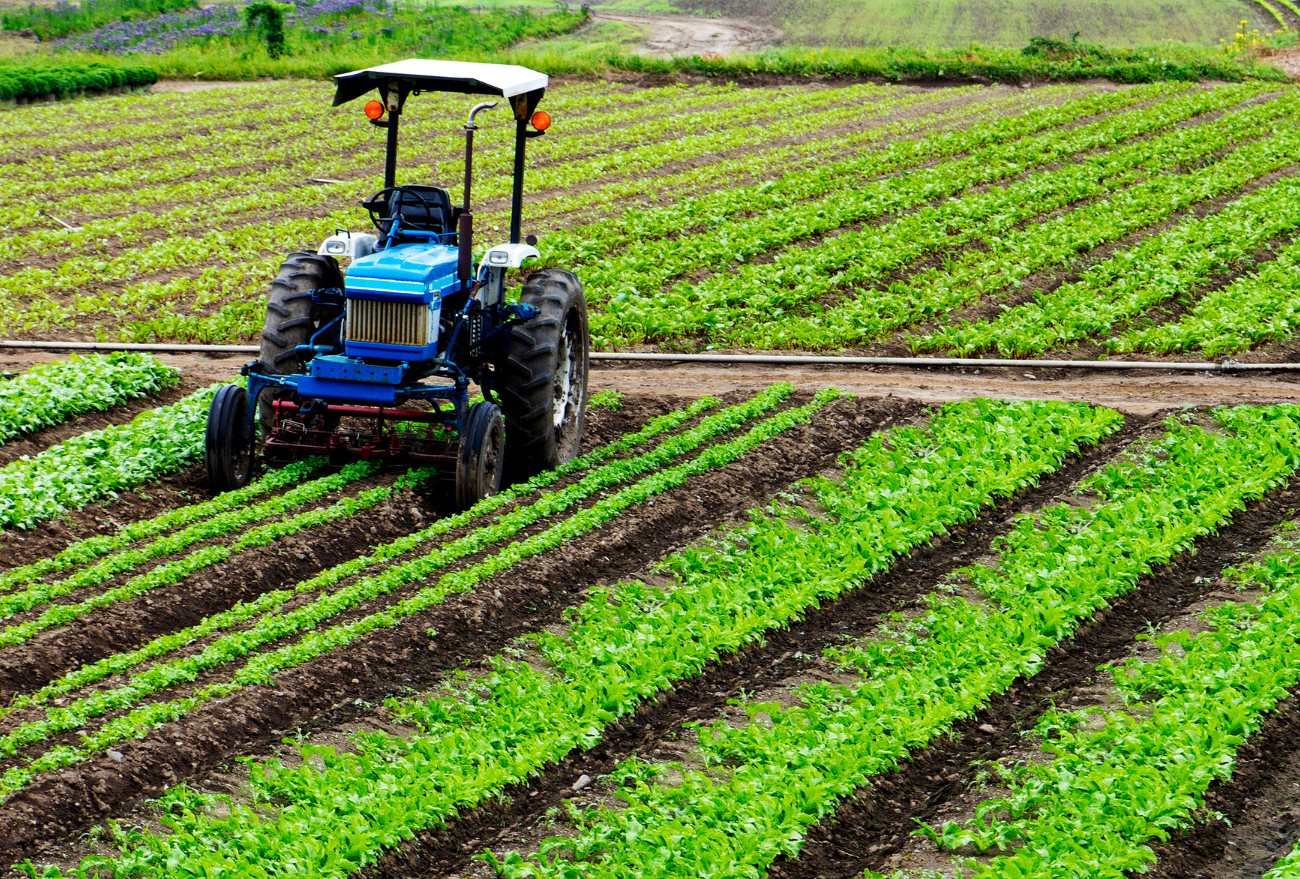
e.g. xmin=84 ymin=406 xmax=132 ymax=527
xmin=589 ymin=11 xmax=783 ymax=57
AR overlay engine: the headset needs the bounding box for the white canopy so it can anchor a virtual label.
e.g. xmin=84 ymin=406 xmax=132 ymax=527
xmin=333 ymin=59 xmax=548 ymax=106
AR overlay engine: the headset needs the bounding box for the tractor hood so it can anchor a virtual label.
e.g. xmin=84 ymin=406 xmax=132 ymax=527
xmin=345 ymin=242 xmax=461 ymax=303
xmin=343 ymin=243 xmax=461 ymax=363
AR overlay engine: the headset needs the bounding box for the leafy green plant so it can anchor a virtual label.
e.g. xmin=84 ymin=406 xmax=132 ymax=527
xmin=483 ymin=405 xmax=1300 ymax=879
xmin=0 ymin=384 xmax=218 ymax=531
xmin=0 ymin=353 xmax=178 ymax=445
xmin=243 ymin=2 xmax=287 ymax=59
xmin=589 ymin=389 xmax=625 ymax=412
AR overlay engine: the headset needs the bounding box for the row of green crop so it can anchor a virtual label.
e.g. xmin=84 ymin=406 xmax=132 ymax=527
xmin=0 ymin=80 xmax=817 ymax=236
xmin=565 ymin=83 xmax=1176 ymax=289
xmin=0 ymin=457 xmax=319 ymax=593
xmin=0 ymin=388 xmax=794 ymax=795
xmin=565 ymin=82 xmax=1206 ymax=346
xmin=651 ymin=84 xmax=1290 ymax=351
xmin=1112 ymin=238 xmax=1300 ymax=357
xmin=0 ymin=461 xmax=382 ymax=646
xmin=0 ymin=83 xmax=950 ymax=341
xmin=484 ymin=405 xmax=1300 ymax=879
xmin=3 ymin=396 xmax=721 ymax=720
xmin=0 ymin=79 xmax=883 ymax=230
xmin=62 ymin=398 xmax=1123 ymax=879
xmin=0 ymin=353 xmax=177 ymax=444
xmin=0 ymin=384 xmax=215 ymax=531
xmin=917 ymin=165 xmax=1300 ymax=356
xmin=741 ymin=91 xmax=1300 ymax=351
xmin=922 ymin=505 xmax=1300 ymax=877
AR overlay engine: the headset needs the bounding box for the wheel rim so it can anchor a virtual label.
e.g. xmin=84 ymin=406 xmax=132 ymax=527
xmin=482 ymin=420 xmax=503 ymax=496
xmin=232 ymin=396 xmax=254 ymax=484
xmin=552 ymin=318 xmax=579 ymax=431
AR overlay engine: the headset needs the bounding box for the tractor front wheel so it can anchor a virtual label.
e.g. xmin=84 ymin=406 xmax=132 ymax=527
xmin=205 ymin=384 xmax=255 ymax=492
xmin=456 ymin=401 xmax=505 ymax=510
xmin=499 ymin=268 xmax=589 ymax=483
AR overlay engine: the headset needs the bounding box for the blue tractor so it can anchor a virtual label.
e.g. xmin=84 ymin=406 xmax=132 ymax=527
xmin=205 ymin=60 xmax=589 ymax=509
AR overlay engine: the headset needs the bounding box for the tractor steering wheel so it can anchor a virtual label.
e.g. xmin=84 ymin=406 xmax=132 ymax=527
xmin=364 ymin=186 xmax=437 ymax=240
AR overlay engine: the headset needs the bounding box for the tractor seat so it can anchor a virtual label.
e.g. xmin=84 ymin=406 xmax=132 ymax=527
xmin=372 ymin=185 xmax=455 ymax=240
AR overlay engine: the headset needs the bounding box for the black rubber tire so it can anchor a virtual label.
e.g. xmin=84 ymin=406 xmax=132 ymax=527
xmin=456 ymin=401 xmax=505 ymax=510
xmin=499 ymin=268 xmax=589 ymax=483
xmin=205 ymin=384 xmax=255 ymax=492
xmin=257 ymin=250 xmax=345 ymax=435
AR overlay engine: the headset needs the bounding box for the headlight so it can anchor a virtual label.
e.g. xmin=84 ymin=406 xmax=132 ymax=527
xmin=488 ymin=249 xmax=509 ymax=265
xmin=326 ymin=241 xmax=346 ymax=255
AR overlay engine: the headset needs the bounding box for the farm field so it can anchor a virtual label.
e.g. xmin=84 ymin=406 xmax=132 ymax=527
xmin=8 ymin=40 xmax=1300 ymax=879
xmin=4 ymin=369 xmax=1300 ymax=879
xmin=680 ymin=0 xmax=1290 ymax=48
xmin=5 ymin=76 xmax=1300 ymax=363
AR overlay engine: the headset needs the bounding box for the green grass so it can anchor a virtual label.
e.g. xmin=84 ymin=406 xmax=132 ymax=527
xmin=684 ymin=0 xmax=1279 ymax=48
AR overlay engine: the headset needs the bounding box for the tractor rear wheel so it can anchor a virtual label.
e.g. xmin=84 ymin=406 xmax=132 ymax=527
xmin=205 ymin=384 xmax=255 ymax=492
xmin=456 ymin=401 xmax=505 ymax=510
xmin=257 ymin=251 xmax=345 ymax=435
xmin=499 ymin=268 xmax=589 ymax=483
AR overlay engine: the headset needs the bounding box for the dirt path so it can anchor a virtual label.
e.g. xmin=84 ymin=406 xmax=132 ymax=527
xmin=146 ymin=80 xmax=257 ymax=94
xmin=1268 ymin=47 xmax=1300 ymax=80
xmin=591 ymin=10 xmax=781 ymax=57
xmin=5 ymin=351 xmax=1298 ymax=417
xmin=587 ymin=363 xmax=1300 ymax=415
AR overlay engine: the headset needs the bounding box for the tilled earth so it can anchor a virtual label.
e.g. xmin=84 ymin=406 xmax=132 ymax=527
xmin=2 ymin=384 xmax=1300 ymax=879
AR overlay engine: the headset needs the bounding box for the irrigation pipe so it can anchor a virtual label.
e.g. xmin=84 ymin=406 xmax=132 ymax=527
xmin=1 ymin=340 xmax=1296 ymax=372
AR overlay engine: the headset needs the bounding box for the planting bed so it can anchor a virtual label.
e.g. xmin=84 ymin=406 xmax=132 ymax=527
xmin=4 ymin=77 xmax=1300 ymax=362
xmin=0 ymin=369 xmax=1292 ymax=879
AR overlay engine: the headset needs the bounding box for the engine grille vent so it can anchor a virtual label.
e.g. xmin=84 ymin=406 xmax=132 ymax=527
xmin=346 ymin=299 xmax=430 ymax=347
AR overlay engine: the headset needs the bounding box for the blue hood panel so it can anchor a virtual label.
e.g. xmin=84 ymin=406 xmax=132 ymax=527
xmin=346 ymin=243 xmax=461 ymax=303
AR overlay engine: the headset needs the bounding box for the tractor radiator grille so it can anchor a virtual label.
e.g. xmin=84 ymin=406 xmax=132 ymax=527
xmin=346 ymin=299 xmax=430 ymax=347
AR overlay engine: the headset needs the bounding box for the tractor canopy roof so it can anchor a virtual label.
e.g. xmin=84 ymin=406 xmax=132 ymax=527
xmin=333 ymin=59 xmax=548 ymax=107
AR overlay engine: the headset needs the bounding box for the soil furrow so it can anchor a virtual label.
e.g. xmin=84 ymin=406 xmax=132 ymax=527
xmin=0 ymin=394 xmax=918 ymax=861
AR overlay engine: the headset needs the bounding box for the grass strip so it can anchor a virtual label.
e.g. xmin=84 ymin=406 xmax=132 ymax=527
xmin=2 ymin=398 xmax=723 ymax=723
xmin=486 ymin=405 xmax=1300 ymax=879
xmin=0 ymin=461 xmax=387 ymax=649
xmin=923 ymin=513 xmax=1300 ymax=877
xmin=0 ymin=458 xmax=324 ymax=596
xmin=0 ymin=353 xmax=177 ymax=445
xmin=0 ymin=459 xmax=339 ymax=620
xmin=0 ymin=384 xmax=217 ymax=531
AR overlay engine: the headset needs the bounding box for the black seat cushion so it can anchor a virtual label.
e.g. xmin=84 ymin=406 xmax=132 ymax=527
xmin=380 ymin=185 xmax=454 ymax=238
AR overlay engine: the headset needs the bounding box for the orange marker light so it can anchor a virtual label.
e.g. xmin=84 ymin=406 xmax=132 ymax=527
xmin=364 ymin=100 xmax=385 ymax=120
xmin=531 ymin=110 xmax=551 ymax=131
